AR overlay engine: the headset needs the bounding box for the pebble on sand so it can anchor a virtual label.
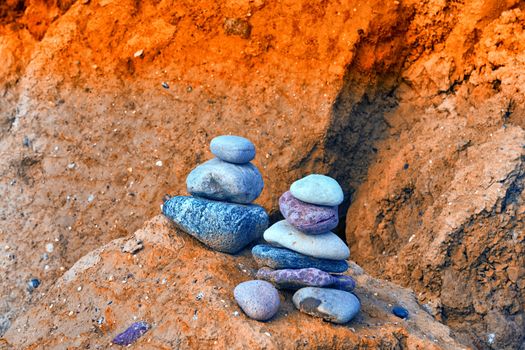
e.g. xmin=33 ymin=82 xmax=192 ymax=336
xmin=392 ymin=305 xmax=409 ymax=319
xmin=234 ymin=280 xmax=280 ymax=321
xmin=293 ymin=287 xmax=360 ymax=324
xmin=112 ymin=321 xmax=150 ymax=346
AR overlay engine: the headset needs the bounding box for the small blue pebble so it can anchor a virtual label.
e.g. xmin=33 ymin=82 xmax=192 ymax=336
xmin=27 ymin=278 xmax=41 ymax=291
xmin=392 ymin=305 xmax=409 ymax=319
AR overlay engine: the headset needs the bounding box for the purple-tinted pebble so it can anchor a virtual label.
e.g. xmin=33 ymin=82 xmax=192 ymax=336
xmin=279 ymin=191 xmax=339 ymax=235
xmin=330 ymin=274 xmax=356 ymax=292
xmin=112 ymin=321 xmax=150 ymax=346
xmin=256 ymin=267 xmax=335 ymax=289
xmin=234 ymin=280 xmax=280 ymax=321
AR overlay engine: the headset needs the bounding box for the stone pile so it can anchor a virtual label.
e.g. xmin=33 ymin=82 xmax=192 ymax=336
xmin=162 ymin=139 xmax=360 ymax=324
xmin=252 ymin=175 xmax=361 ymax=324
xmin=162 ymin=135 xmax=269 ymax=254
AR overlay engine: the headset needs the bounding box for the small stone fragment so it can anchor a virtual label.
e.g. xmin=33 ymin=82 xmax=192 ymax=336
xmin=161 ymin=82 xmax=169 ymax=89
xmin=45 ymin=243 xmax=54 ymax=253
xmin=224 ymin=18 xmax=252 ymax=39
xmin=234 ymin=280 xmax=280 ymax=321
xmin=27 ymin=278 xmax=41 ymax=291
xmin=112 ymin=321 xmax=150 ymax=346
xmin=392 ymin=305 xmax=409 ymax=319
xmin=121 ymin=238 xmax=144 ymax=254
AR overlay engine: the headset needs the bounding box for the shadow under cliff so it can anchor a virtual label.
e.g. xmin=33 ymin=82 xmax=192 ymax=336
xmin=322 ymin=7 xmax=415 ymax=239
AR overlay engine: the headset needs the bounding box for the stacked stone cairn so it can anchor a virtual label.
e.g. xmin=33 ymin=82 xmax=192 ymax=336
xmin=162 ymin=138 xmax=359 ymax=324
xmin=250 ymin=174 xmax=360 ymax=324
xmin=162 ymin=135 xmax=269 ymax=254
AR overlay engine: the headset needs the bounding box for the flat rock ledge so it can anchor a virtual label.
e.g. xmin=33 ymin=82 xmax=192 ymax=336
xmin=2 ymin=216 xmax=465 ymax=350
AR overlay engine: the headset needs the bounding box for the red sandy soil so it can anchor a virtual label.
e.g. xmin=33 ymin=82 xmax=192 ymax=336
xmin=0 ymin=0 xmax=524 ymax=348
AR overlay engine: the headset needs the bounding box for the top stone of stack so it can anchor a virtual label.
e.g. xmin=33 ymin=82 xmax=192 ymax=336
xmin=210 ymin=135 xmax=256 ymax=164
xmin=290 ymin=174 xmax=344 ymax=206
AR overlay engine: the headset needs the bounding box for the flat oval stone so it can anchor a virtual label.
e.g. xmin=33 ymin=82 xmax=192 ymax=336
xmin=251 ymin=244 xmax=348 ymax=273
xmin=290 ymin=174 xmax=344 ymax=206
xmin=210 ymin=135 xmax=256 ymax=164
xmin=392 ymin=305 xmax=409 ymax=319
xmin=256 ymin=267 xmax=335 ymax=290
xmin=330 ymin=274 xmax=356 ymax=292
xmin=293 ymin=287 xmax=360 ymax=324
xmin=279 ymin=191 xmax=338 ymax=234
xmin=162 ymin=196 xmax=268 ymax=254
xmin=187 ymin=158 xmax=264 ymax=204
xmin=234 ymin=280 xmax=280 ymax=321
xmin=263 ymin=220 xmax=349 ymax=260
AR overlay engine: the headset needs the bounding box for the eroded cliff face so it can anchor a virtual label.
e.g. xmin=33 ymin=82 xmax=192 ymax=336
xmin=0 ymin=0 xmax=524 ymax=348
xmin=346 ymin=3 xmax=525 ymax=348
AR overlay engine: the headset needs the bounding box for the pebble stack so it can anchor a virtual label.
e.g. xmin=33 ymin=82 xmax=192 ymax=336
xmin=252 ymin=174 xmax=361 ymax=324
xmin=162 ymin=135 xmax=269 ymax=254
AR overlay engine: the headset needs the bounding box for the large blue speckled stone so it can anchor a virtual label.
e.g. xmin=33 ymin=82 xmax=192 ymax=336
xmin=162 ymin=196 xmax=269 ymax=254
xmin=251 ymin=244 xmax=348 ymax=273
xmin=293 ymin=287 xmax=360 ymax=324
xmin=186 ymin=158 xmax=264 ymax=204
xmin=210 ymin=135 xmax=256 ymax=164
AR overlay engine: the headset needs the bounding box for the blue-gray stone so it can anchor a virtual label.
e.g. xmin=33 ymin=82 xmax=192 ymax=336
xmin=293 ymin=287 xmax=360 ymax=324
xmin=210 ymin=135 xmax=256 ymax=164
xmin=186 ymin=158 xmax=264 ymax=204
xmin=162 ymin=196 xmax=268 ymax=254
xmin=27 ymin=278 xmax=41 ymax=292
xmin=251 ymin=244 xmax=348 ymax=273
